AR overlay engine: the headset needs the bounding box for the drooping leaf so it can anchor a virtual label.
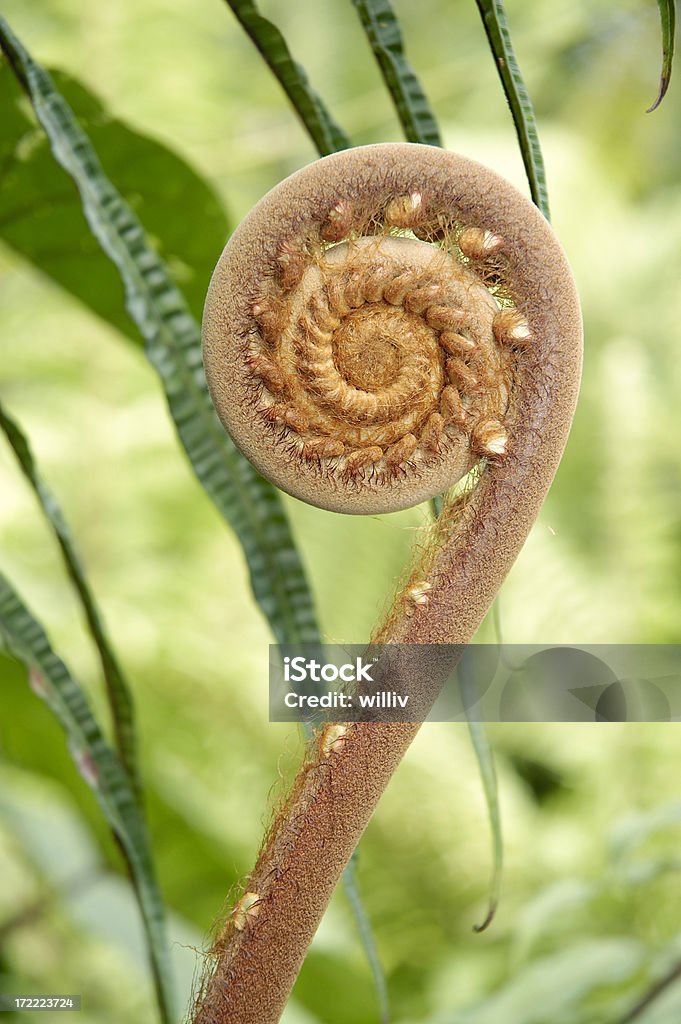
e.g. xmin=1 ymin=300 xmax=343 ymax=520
xmin=342 ymin=850 xmax=390 ymax=1024
xmin=474 ymin=0 xmax=550 ymax=220
xmin=0 ymin=17 xmax=320 ymax=648
xmin=0 ymin=573 xmax=176 ymax=1023
xmin=0 ymin=399 xmax=139 ymax=797
xmin=351 ymin=0 xmax=442 ymax=146
xmin=223 ymin=0 xmax=351 ymax=155
xmin=458 ymin=655 xmax=503 ymax=933
xmin=465 ymin=718 xmax=503 ymax=932
xmin=648 ymin=0 xmax=676 ymax=112
xmin=0 ymin=65 xmax=228 ymax=339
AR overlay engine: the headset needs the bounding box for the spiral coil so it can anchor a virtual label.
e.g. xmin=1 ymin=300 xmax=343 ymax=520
xmin=203 ymin=146 xmax=542 ymax=514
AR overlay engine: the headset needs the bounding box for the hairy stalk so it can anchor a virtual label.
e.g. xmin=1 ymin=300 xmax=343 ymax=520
xmin=194 ymin=144 xmax=582 ymax=1022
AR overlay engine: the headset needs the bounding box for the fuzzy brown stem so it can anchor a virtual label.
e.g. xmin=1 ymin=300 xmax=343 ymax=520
xmin=194 ymin=144 xmax=583 ymax=1023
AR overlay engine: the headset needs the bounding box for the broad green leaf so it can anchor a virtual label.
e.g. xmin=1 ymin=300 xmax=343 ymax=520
xmin=0 ymin=17 xmax=320 ymax=647
xmin=0 ymin=573 xmax=176 ymax=1023
xmin=648 ymin=0 xmax=676 ymax=111
xmin=610 ymin=801 xmax=681 ymax=861
xmin=0 ymin=399 xmax=140 ymax=798
xmin=446 ymin=939 xmax=643 ymax=1023
xmin=0 ymin=65 xmax=228 ymax=340
xmin=0 ymin=650 xmax=117 ymax=859
xmin=351 ymin=0 xmax=442 ymax=146
xmin=474 ymin=0 xmax=550 ymax=220
xmin=224 ymin=0 xmax=351 ymax=155
xmin=1 ymin=651 xmax=247 ymax=932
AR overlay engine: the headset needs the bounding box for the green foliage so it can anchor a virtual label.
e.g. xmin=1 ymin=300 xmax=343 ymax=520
xmin=0 ymin=65 xmax=228 ymax=341
xmin=444 ymin=939 xmax=645 ymax=1023
xmin=648 ymin=0 xmax=676 ymax=111
xmin=1 ymin=1 xmax=680 ymax=1022
xmin=474 ymin=0 xmax=550 ymax=219
xmin=0 ymin=577 xmax=176 ymax=1023
xmin=463 ymin=719 xmax=502 ymax=934
xmin=0 ymin=399 xmax=139 ymax=796
xmin=223 ymin=0 xmax=351 ymax=154
xmin=351 ymin=0 xmax=442 ymax=146
xmin=342 ymin=851 xmax=390 ymax=1024
xmin=0 ymin=17 xmax=319 ymax=648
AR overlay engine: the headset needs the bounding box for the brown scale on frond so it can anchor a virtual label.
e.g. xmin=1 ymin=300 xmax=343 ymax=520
xmin=383 ymin=269 xmax=424 ymax=306
xmin=252 ymin=295 xmax=287 ymax=347
xmin=262 ymin=404 xmax=309 ymax=434
xmin=440 ymin=331 xmax=476 ymax=356
xmin=412 ymin=209 xmax=452 ymax=244
xmin=308 ymin=290 xmax=340 ymax=333
xmin=342 ymin=446 xmax=384 ymax=479
xmin=302 ymin=438 xmax=346 ymax=460
xmin=385 ymin=433 xmax=417 ymax=465
xmin=361 ymin=263 xmax=392 ymax=303
xmin=276 ymin=242 xmax=308 ymax=291
xmin=472 ymin=418 xmax=508 ymax=457
xmin=320 ymin=201 xmax=356 ymax=242
xmin=384 ymin=191 xmax=425 ymax=229
xmin=419 ymin=413 xmax=445 ymax=452
xmin=493 ymin=308 xmax=532 ymax=347
xmin=231 ymin=892 xmax=261 ymax=932
xmin=441 ymin=385 xmax=467 ymax=426
xmin=262 ymin=403 xmax=288 ymax=424
xmin=284 ymin=408 xmax=310 ymax=433
xmin=344 ymin=272 xmax=368 ymax=309
xmin=458 ymin=226 xmax=504 ymax=261
xmin=247 ymin=354 xmax=288 ymax=396
xmin=446 ymin=358 xmax=478 ymax=392
xmin=404 ymin=283 xmax=443 ymax=314
xmin=425 ymin=305 xmax=467 ymax=332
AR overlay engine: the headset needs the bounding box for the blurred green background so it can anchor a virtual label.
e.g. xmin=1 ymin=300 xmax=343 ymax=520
xmin=1 ymin=0 xmax=681 ymax=1021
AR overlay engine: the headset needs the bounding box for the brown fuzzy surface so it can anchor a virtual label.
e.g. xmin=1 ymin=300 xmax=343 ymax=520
xmin=193 ymin=143 xmax=582 ymax=1023
xmin=203 ymin=144 xmax=578 ymax=514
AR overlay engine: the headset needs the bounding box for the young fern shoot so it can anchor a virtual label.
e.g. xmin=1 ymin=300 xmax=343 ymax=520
xmin=197 ymin=143 xmax=582 ymax=1023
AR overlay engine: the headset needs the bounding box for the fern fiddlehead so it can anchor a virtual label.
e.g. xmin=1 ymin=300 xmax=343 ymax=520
xmin=195 ymin=143 xmax=582 ymax=1024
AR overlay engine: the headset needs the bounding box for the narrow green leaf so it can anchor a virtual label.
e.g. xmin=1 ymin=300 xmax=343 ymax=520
xmin=351 ymin=0 xmax=442 ymax=146
xmin=459 ymin=655 xmax=503 ymax=932
xmin=474 ymin=0 xmax=550 ymax=220
xmin=0 ymin=574 xmax=176 ymax=1023
xmin=466 ymin=718 xmax=503 ymax=932
xmin=224 ymin=0 xmax=351 ymax=155
xmin=0 ymin=399 xmax=140 ymax=798
xmin=0 ymin=17 xmax=319 ymax=647
xmin=648 ymin=0 xmax=676 ymax=112
xmin=343 ymin=850 xmax=390 ymax=1024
